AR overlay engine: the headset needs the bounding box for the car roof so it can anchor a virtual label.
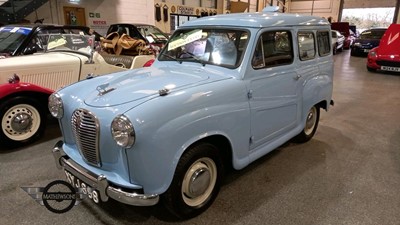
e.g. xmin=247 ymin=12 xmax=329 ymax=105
xmin=180 ymin=12 xmax=330 ymax=28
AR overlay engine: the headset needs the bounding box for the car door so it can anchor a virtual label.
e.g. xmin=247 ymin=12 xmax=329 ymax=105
xmin=246 ymin=29 xmax=300 ymax=152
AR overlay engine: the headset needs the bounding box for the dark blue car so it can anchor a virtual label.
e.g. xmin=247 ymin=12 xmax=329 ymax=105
xmin=351 ymin=28 xmax=387 ymax=56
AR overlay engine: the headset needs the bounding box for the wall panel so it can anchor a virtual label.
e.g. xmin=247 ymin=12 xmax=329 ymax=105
xmin=343 ymin=0 xmax=397 ymax=8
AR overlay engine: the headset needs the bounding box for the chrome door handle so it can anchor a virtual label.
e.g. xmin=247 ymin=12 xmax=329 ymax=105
xmin=294 ymin=74 xmax=302 ymax=80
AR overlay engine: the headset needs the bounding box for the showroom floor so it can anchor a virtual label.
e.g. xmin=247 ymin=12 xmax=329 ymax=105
xmin=1 ymin=50 xmax=399 ymax=225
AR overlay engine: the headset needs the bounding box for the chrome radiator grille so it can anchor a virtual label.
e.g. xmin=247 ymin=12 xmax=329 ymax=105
xmin=71 ymin=109 xmax=101 ymax=166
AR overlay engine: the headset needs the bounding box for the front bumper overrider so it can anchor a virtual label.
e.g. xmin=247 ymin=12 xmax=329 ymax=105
xmin=52 ymin=141 xmax=159 ymax=206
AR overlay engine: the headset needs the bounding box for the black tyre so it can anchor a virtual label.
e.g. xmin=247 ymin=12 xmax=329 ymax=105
xmin=367 ymin=66 xmax=377 ymax=72
xmin=0 ymin=96 xmax=46 ymax=148
xmin=333 ymin=44 xmax=337 ymax=55
xmin=293 ymin=106 xmax=320 ymax=143
xmin=162 ymin=143 xmax=223 ymax=219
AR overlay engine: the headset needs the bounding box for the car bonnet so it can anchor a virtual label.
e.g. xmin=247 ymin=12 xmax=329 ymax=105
xmin=377 ymin=24 xmax=400 ymax=56
xmin=83 ymin=65 xmax=226 ymax=107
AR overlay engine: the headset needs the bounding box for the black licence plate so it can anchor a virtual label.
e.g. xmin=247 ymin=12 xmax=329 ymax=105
xmin=64 ymin=170 xmax=100 ymax=203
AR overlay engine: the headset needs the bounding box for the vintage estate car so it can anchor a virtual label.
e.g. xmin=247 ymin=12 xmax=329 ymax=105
xmin=51 ymin=8 xmax=334 ymax=219
xmin=331 ymin=29 xmax=345 ymax=54
xmin=0 ymin=33 xmax=154 ymax=147
xmin=0 ymin=24 xmax=100 ymax=58
xmin=367 ymin=24 xmax=400 ymax=73
xmin=351 ymin=28 xmax=387 ymax=56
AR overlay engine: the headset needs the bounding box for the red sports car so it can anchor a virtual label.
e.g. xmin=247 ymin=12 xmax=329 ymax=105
xmin=367 ymin=24 xmax=400 ymax=73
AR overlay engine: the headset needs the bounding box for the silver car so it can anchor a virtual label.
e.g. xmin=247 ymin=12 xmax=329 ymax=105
xmin=331 ymin=30 xmax=345 ymax=54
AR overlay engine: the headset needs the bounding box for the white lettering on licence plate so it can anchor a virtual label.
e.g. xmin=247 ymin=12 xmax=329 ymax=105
xmin=64 ymin=170 xmax=100 ymax=203
xmin=381 ymin=66 xmax=400 ymax=72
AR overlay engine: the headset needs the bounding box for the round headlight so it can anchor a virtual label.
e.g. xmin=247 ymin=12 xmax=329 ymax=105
xmin=111 ymin=115 xmax=135 ymax=148
xmin=48 ymin=93 xmax=63 ymax=119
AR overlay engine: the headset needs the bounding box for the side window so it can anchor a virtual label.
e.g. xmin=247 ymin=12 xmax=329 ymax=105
xmin=298 ymin=31 xmax=315 ymax=61
xmin=252 ymin=30 xmax=293 ymax=69
xmin=317 ymin=31 xmax=330 ymax=56
xmin=252 ymin=39 xmax=265 ymax=68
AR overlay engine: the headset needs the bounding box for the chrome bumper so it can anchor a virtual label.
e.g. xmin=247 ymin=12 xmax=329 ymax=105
xmin=52 ymin=141 xmax=159 ymax=206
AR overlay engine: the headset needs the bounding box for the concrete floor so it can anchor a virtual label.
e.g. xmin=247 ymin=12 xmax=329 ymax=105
xmin=1 ymin=51 xmax=399 ymax=225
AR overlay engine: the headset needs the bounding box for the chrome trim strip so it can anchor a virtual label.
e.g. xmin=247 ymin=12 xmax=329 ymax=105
xmin=52 ymin=141 xmax=159 ymax=206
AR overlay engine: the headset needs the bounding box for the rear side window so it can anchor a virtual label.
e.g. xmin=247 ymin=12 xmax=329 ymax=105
xmin=298 ymin=31 xmax=315 ymax=61
xmin=252 ymin=30 xmax=293 ymax=69
xmin=317 ymin=31 xmax=331 ymax=56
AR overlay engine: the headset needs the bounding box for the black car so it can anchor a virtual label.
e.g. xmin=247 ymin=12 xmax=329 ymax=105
xmin=350 ymin=28 xmax=387 ymax=56
xmin=0 ymin=24 xmax=100 ymax=57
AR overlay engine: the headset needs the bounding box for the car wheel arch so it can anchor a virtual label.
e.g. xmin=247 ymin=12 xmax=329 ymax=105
xmin=154 ymin=133 xmax=233 ymax=192
xmin=173 ymin=133 xmax=234 ymax=179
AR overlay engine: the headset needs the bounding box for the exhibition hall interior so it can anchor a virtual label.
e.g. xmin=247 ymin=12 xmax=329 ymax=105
xmin=0 ymin=0 xmax=399 ymax=224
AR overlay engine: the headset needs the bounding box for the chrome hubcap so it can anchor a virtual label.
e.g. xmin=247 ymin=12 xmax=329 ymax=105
xmin=304 ymin=107 xmax=317 ymax=135
xmin=182 ymin=157 xmax=217 ymax=207
xmin=188 ymin=168 xmax=210 ymax=198
xmin=11 ymin=112 xmax=33 ymax=132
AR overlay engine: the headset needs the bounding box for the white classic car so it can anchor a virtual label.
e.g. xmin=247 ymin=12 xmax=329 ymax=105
xmin=0 ymin=33 xmax=154 ymax=148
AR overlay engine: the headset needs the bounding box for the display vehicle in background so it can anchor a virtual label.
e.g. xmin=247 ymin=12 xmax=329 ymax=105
xmin=0 ymin=24 xmax=99 ymax=58
xmin=331 ymin=29 xmax=345 ymax=54
xmin=351 ymin=28 xmax=387 ymax=56
xmin=51 ymin=8 xmax=334 ymax=219
xmin=331 ymin=22 xmax=356 ymax=49
xmin=106 ymin=23 xmax=169 ymax=52
xmin=367 ymin=24 xmax=400 ymax=73
xmin=0 ymin=33 xmax=154 ymax=148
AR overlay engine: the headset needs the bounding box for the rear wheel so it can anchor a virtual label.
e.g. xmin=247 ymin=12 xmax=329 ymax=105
xmin=162 ymin=143 xmax=223 ymax=219
xmin=293 ymin=106 xmax=320 ymax=143
xmin=0 ymin=97 xmax=46 ymax=148
xmin=333 ymin=44 xmax=337 ymax=55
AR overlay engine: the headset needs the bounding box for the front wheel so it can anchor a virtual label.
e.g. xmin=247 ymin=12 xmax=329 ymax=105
xmin=162 ymin=143 xmax=223 ymax=219
xmin=293 ymin=106 xmax=320 ymax=143
xmin=0 ymin=97 xmax=46 ymax=148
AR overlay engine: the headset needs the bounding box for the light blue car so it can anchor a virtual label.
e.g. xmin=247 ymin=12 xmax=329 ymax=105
xmin=51 ymin=9 xmax=334 ymax=219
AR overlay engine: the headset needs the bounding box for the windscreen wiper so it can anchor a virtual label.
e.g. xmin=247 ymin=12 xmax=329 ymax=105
xmin=180 ymin=50 xmax=206 ymax=66
xmin=161 ymin=53 xmax=182 ymax=64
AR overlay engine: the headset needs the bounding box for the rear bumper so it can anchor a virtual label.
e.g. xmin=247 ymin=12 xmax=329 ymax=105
xmin=52 ymin=140 xmax=159 ymax=206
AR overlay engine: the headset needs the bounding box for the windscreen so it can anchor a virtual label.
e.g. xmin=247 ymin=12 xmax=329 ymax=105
xmin=159 ymin=28 xmax=249 ymax=68
xmin=360 ymin=29 xmax=386 ymax=40
xmin=0 ymin=26 xmax=32 ymax=55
